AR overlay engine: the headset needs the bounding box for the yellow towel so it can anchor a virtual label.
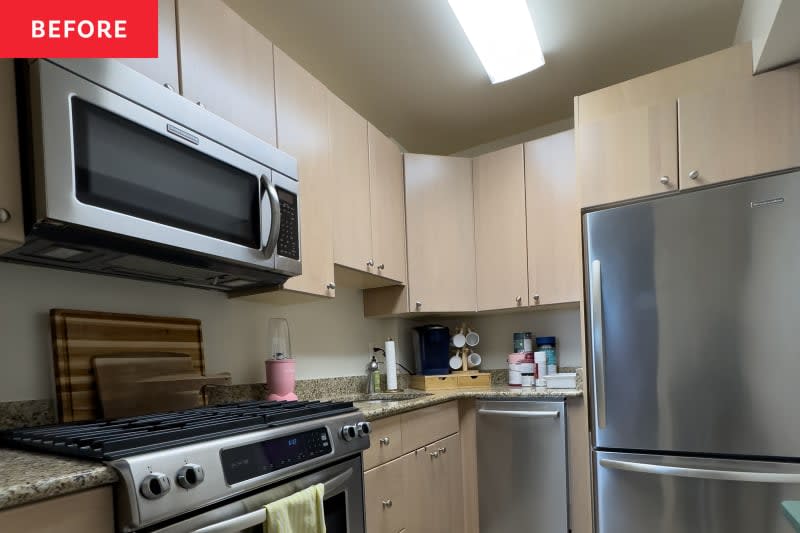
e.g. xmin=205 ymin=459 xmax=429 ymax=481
xmin=264 ymin=483 xmax=326 ymax=533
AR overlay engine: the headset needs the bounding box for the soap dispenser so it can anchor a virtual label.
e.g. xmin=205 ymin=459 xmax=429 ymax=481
xmin=367 ymin=355 xmax=381 ymax=394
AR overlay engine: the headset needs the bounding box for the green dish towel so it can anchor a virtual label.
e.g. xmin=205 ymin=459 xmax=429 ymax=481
xmin=782 ymin=501 xmax=800 ymax=532
xmin=264 ymin=484 xmax=326 ymax=533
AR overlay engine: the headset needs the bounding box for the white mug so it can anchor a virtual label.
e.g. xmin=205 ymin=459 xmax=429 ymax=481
xmin=465 ymin=329 xmax=480 ymax=347
xmin=449 ymin=354 xmax=463 ymax=370
xmin=467 ymin=352 xmax=482 ymax=369
xmin=451 ymin=333 xmax=466 ymax=348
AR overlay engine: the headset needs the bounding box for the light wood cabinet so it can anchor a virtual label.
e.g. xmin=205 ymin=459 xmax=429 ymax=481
xmin=413 ymin=433 xmax=464 ymax=533
xmin=404 ymin=154 xmax=476 ymax=313
xmin=577 ymin=101 xmax=678 ymax=208
xmin=368 ymin=124 xmax=407 ymax=284
xmin=473 ymin=144 xmax=528 ymax=311
xmin=363 ymin=415 xmax=404 ymax=470
xmin=0 ymin=59 xmax=23 ymax=254
xmin=176 ymin=0 xmax=277 ymax=145
xmin=525 ymin=130 xmax=581 ymax=306
xmin=0 ymin=486 xmax=113 ymax=533
xmin=118 ymin=0 xmax=179 ymax=90
xmin=364 ymin=453 xmax=412 ymax=533
xmin=271 ymin=48 xmax=335 ymax=298
xmin=330 ymin=94 xmax=372 ymax=274
xmin=679 ymin=66 xmax=800 ymax=189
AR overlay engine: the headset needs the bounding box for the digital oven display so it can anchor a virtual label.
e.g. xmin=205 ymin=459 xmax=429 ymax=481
xmin=220 ymin=428 xmax=331 ymax=485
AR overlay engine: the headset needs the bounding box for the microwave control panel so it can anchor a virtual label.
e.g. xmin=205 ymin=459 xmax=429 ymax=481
xmin=276 ymin=188 xmax=299 ymax=260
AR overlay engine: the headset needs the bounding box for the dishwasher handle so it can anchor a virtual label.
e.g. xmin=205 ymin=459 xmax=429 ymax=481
xmin=478 ymin=408 xmax=560 ymax=419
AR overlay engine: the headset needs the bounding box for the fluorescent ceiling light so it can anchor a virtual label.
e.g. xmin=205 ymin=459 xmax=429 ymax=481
xmin=448 ymin=0 xmax=545 ymax=84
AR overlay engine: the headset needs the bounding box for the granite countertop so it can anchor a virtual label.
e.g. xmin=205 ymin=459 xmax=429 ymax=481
xmin=0 ymin=449 xmax=117 ymax=510
xmin=0 ymin=383 xmax=581 ymax=511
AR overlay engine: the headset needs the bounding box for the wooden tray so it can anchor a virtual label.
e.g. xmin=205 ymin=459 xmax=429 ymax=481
xmin=50 ymin=309 xmax=205 ymax=422
xmin=410 ymin=372 xmax=492 ymax=391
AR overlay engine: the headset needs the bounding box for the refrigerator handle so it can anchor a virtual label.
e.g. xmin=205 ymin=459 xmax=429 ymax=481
xmin=600 ymin=458 xmax=800 ymax=483
xmin=590 ymin=259 xmax=607 ymax=428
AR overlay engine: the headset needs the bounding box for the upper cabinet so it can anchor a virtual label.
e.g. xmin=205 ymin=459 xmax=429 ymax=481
xmin=272 ymin=47 xmax=335 ymax=298
xmin=473 ymin=145 xmax=529 ymax=311
xmin=176 ymin=0 xmax=277 ymax=145
xmin=118 ymin=0 xmax=179 ymax=90
xmin=576 ymin=101 xmax=678 ymax=208
xmin=525 ymin=131 xmax=581 ymax=306
xmin=679 ymin=66 xmax=800 ymax=189
xmin=404 ymin=154 xmax=476 ymax=313
xmin=0 ymin=60 xmax=23 ymax=254
xmin=368 ymin=124 xmax=407 ymax=285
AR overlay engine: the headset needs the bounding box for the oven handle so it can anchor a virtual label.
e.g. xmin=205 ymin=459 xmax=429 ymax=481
xmin=190 ymin=468 xmax=353 ymax=533
xmin=260 ymin=174 xmax=281 ymax=259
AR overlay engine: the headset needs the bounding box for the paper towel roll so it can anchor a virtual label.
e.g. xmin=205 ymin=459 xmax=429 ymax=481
xmin=385 ymin=339 xmax=398 ymax=391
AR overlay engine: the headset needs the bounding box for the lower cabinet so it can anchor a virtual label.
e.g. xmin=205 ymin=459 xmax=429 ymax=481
xmin=364 ymin=452 xmax=413 ymax=533
xmin=0 ymin=486 xmax=114 ymax=533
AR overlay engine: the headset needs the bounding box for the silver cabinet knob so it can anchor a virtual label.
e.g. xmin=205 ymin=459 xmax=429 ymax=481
xmin=326 ymin=282 xmax=336 ymax=290
xmin=367 ymin=259 xmax=374 ymax=267
xmin=516 ymin=296 xmax=522 ymax=304
xmin=377 ymin=264 xmax=385 ymax=270
xmin=140 ymin=473 xmax=171 ymax=500
xmin=379 ymin=436 xmax=391 ymax=446
xmin=438 ymin=447 xmax=447 ymax=454
xmin=415 ymin=301 xmax=422 ymax=309
xmin=659 ymin=176 xmax=670 ymax=185
xmin=689 ymin=170 xmax=700 ymax=180
xmin=0 ymin=208 xmax=10 ymax=223
xmin=163 ymin=83 xmax=176 ymax=92
xmin=382 ymin=500 xmax=393 ymax=508
xmin=429 ymin=450 xmax=439 ymax=458
xmin=176 ymin=464 xmax=205 ymax=489
xmin=533 ymin=294 xmax=540 ymax=303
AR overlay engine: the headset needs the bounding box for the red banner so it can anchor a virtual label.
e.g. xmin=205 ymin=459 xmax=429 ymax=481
xmin=0 ymin=0 xmax=158 ymax=58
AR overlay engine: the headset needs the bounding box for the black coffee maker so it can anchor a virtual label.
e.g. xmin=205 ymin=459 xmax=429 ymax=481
xmin=411 ymin=325 xmax=450 ymax=375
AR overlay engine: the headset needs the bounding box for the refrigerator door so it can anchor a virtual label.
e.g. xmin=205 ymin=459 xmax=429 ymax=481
xmin=596 ymin=451 xmax=800 ymax=533
xmin=585 ymin=168 xmax=800 ymax=457
xmin=476 ymin=400 xmax=568 ymax=533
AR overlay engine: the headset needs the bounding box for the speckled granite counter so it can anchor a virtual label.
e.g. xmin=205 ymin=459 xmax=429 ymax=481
xmin=0 ymin=449 xmax=117 ymax=510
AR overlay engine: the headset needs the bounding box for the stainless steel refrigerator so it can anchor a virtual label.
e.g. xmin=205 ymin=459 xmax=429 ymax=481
xmin=584 ymin=169 xmax=800 ymax=533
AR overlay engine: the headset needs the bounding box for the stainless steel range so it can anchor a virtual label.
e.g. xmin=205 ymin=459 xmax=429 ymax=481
xmin=2 ymin=400 xmax=370 ymax=532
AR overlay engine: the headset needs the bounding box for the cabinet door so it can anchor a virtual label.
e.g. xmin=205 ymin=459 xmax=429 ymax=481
xmin=525 ymin=130 xmax=581 ymax=306
xmin=408 ymin=434 xmax=465 ymax=533
xmin=274 ymin=48 xmax=335 ymax=297
xmin=118 ymin=0 xmax=179 ymax=90
xmin=404 ymin=154 xmax=476 ymax=313
xmin=369 ymin=124 xmax=407 ymax=284
xmin=364 ymin=453 xmax=411 ymax=533
xmin=679 ymin=66 xmax=800 ymax=189
xmin=0 ymin=60 xmax=23 ymax=254
xmin=473 ymin=145 xmax=528 ymax=311
xmin=330 ymin=93 xmax=372 ymax=273
xmin=176 ymin=0 xmax=277 ymax=145
xmin=0 ymin=486 xmax=113 ymax=533
xmin=577 ymin=101 xmax=677 ymax=207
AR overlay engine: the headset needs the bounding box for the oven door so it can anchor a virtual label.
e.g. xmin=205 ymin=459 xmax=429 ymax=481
xmin=147 ymin=456 xmax=364 ymax=533
xmin=31 ymin=59 xmax=286 ymax=271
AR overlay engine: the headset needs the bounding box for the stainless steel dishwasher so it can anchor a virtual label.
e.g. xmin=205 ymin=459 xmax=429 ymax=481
xmin=476 ymin=399 xmax=568 ymax=532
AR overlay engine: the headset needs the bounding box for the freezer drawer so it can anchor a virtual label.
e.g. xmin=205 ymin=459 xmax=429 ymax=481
xmin=476 ymin=400 xmax=568 ymax=533
xmin=595 ymin=451 xmax=800 ymax=533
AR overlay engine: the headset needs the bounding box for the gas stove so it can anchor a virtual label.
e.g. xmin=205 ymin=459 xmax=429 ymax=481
xmin=2 ymin=400 xmax=371 ymax=532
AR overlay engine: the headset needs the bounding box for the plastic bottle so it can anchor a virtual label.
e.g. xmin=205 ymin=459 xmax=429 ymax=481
xmin=537 ymin=337 xmax=557 ymax=376
xmin=534 ymin=351 xmax=547 ymax=387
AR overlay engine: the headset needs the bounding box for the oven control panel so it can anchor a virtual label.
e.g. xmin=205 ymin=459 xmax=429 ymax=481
xmin=220 ymin=427 xmax=331 ymax=485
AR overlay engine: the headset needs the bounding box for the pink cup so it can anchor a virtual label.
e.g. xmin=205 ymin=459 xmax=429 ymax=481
xmin=265 ymin=359 xmax=298 ymax=401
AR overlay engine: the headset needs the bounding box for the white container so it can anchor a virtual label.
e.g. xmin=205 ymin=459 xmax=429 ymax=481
xmin=508 ymin=369 xmax=522 ymax=386
xmin=545 ymin=372 xmax=578 ymax=389
xmin=521 ymin=373 xmax=534 ymax=387
xmin=509 ymin=362 xmax=535 ymax=373
xmin=534 ymin=352 xmax=547 ymax=387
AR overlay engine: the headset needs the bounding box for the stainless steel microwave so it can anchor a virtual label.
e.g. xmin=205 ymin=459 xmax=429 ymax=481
xmin=3 ymin=58 xmax=301 ymax=291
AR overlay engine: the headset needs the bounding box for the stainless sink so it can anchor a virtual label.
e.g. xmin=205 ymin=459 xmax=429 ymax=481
xmin=353 ymin=391 xmax=432 ymax=404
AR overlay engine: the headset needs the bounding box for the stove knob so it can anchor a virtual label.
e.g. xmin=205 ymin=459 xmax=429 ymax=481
xmin=357 ymin=421 xmax=372 ymax=437
xmin=140 ymin=473 xmax=171 ymax=500
xmin=176 ymin=464 xmax=205 ymax=489
xmin=340 ymin=425 xmax=357 ymax=441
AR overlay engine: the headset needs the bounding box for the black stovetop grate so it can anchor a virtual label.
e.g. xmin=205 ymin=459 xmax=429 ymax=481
xmin=0 ymin=400 xmax=357 ymax=461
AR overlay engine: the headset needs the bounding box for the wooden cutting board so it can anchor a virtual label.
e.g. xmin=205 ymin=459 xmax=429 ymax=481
xmin=94 ymin=356 xmax=230 ymax=418
xmin=51 ymin=309 xmax=206 ymax=422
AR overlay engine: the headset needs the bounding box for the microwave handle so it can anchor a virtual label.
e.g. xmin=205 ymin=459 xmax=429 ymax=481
xmin=260 ymin=174 xmax=281 ymax=258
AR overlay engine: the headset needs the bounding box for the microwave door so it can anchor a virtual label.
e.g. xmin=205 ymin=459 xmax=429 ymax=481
xmin=34 ymin=59 xmax=273 ymax=270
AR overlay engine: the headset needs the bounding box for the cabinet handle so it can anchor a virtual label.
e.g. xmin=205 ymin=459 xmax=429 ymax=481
xmin=515 ymin=296 xmax=522 ymax=304
xmin=659 ymin=175 xmax=670 ymax=185
xmin=382 ymin=500 xmax=393 ymax=508
xmin=379 ymin=437 xmax=390 ymax=446
xmin=163 ymin=83 xmax=176 ymax=92
xmin=377 ymin=263 xmax=385 ymax=270
xmin=429 ymin=451 xmax=439 ymax=458
xmin=533 ymin=294 xmax=540 ymax=303
xmin=0 ymin=208 xmax=10 ymax=223
xmin=367 ymin=259 xmax=374 ymax=267
xmin=689 ymin=170 xmax=700 ymax=180
xmin=326 ymin=282 xmax=336 ymax=290
xmin=415 ymin=301 xmax=422 ymax=309
xmin=438 ymin=447 xmax=447 ymax=454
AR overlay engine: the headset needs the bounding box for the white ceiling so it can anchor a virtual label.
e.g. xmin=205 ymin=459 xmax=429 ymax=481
xmin=225 ymin=0 xmax=744 ymax=154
